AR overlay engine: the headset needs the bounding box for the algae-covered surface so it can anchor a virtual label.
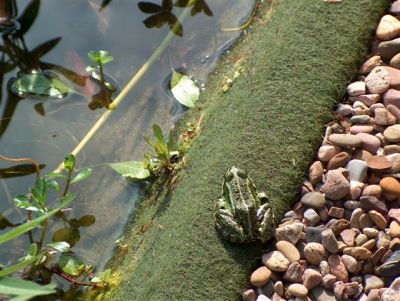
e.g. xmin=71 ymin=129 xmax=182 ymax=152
xmin=110 ymin=0 xmax=388 ymax=300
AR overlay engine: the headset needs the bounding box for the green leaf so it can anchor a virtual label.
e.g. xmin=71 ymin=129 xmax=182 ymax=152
xmin=88 ymin=50 xmax=113 ymax=65
xmin=13 ymin=195 xmax=40 ymax=212
xmin=0 ymin=277 xmax=56 ymax=300
xmin=63 ymin=154 xmax=75 ymax=173
xmin=58 ymin=254 xmax=85 ymax=276
xmin=12 ymin=73 xmax=69 ymax=98
xmin=0 ymin=256 xmax=37 ymax=277
xmin=60 ymin=193 xmax=76 ymax=208
xmin=170 ymin=73 xmax=200 ymax=108
xmin=0 ymin=195 xmax=75 ymax=245
xmin=27 ymin=243 xmax=38 ymax=258
xmin=47 ymin=241 xmax=70 ymax=253
xmin=71 ymin=168 xmax=92 ymax=184
xmin=108 ymin=161 xmax=151 ymax=180
xmin=47 ymin=179 xmax=60 ymax=192
xmin=46 ymin=172 xmax=67 ymax=180
xmin=152 ymin=124 xmax=165 ymax=145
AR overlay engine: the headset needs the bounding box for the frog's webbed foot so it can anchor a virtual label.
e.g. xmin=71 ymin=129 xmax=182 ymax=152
xmin=257 ymin=203 xmax=275 ymax=244
xmin=214 ymin=209 xmax=248 ymax=244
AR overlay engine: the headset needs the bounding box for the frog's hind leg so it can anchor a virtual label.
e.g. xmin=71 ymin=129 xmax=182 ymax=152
xmin=214 ymin=209 xmax=247 ymax=244
xmin=257 ymin=204 xmax=275 ymax=244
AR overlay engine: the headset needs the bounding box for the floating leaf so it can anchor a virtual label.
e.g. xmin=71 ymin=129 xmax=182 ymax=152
xmin=58 ymin=254 xmax=85 ymax=277
xmin=12 ymin=73 xmax=69 ymax=98
xmin=108 ymin=161 xmax=150 ymax=180
xmin=52 ymin=228 xmax=80 ymax=247
xmin=170 ymin=71 xmax=199 ymax=108
xmin=0 ymin=276 xmax=56 ymax=301
xmin=71 ymin=168 xmax=92 ymax=184
xmin=77 ymin=215 xmax=96 ymax=227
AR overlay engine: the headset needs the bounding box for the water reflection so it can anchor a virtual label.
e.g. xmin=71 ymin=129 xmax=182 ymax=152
xmin=138 ymin=0 xmax=212 ymax=37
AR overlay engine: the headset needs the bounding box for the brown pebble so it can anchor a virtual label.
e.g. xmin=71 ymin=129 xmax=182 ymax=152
xmin=362 ymin=239 xmax=376 ymax=250
xmin=328 ymin=254 xmax=348 ymax=282
xmin=276 ymin=241 xmax=300 ymax=263
xmin=340 ymin=229 xmax=356 ymax=247
xmin=327 ymin=152 xmax=351 ymax=170
xmin=359 ymin=213 xmax=375 ymax=228
xmin=372 ymin=247 xmax=386 ymax=265
xmin=380 ymin=176 xmax=400 ymax=196
xmin=328 ymin=207 xmax=344 ymax=219
xmin=250 ymin=266 xmax=271 ymax=287
xmin=343 ymin=247 xmax=372 ymax=260
xmin=366 ymin=156 xmax=392 ymax=172
xmin=369 ymin=210 xmax=388 ymax=230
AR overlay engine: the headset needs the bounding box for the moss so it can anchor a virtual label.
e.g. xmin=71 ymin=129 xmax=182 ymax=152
xmin=110 ymin=0 xmax=389 ymax=300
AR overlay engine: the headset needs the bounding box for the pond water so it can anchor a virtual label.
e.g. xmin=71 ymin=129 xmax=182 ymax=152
xmin=0 ymin=0 xmax=255 ymax=298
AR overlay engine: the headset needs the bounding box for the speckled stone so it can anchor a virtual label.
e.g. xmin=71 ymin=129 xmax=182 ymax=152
xmin=342 ymin=247 xmax=372 ymax=261
xmin=320 ymin=169 xmax=350 ymax=201
xmin=328 ymin=254 xmax=349 ymax=283
xmin=387 ymin=104 xmax=400 ymax=122
xmin=366 ymin=67 xmax=391 ymax=94
xmin=262 ymin=251 xmax=290 ymax=272
xmin=304 ymin=243 xmax=326 ymax=265
xmin=342 ymin=254 xmax=361 ymax=274
xmin=302 ymin=269 xmax=322 ymax=290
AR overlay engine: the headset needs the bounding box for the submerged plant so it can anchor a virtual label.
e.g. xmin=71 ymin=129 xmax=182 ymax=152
xmin=0 ymin=154 xmax=111 ymax=300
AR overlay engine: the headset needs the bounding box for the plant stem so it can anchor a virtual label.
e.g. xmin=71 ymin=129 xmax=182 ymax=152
xmin=53 ymin=0 xmax=197 ymax=173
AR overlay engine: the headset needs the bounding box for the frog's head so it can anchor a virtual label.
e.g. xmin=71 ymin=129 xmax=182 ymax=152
xmin=222 ymin=166 xmax=258 ymax=205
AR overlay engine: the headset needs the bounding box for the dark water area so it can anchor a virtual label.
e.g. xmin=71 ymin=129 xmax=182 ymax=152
xmin=0 ymin=0 xmax=255 ymax=298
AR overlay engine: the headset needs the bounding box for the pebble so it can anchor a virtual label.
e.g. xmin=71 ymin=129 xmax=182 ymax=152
xmin=378 ymin=250 xmax=400 ymax=277
xmin=300 ymin=192 xmax=325 ymax=209
xmin=380 ymin=177 xmax=400 ymax=196
xmin=274 ymin=281 xmax=283 ymax=297
xmin=308 ymin=161 xmax=323 ymax=185
xmin=321 ymin=229 xmax=339 ymax=254
xmin=360 ymin=56 xmax=381 ymax=74
xmin=320 ymin=169 xmax=350 ymax=200
xmin=340 ymin=229 xmax=356 ymax=247
xmin=327 ymin=152 xmax=351 ymax=170
xmin=304 ymin=243 xmax=326 ymax=265
xmin=369 ymin=210 xmax=388 ymax=230
xmin=251 ymin=267 xmax=271 ymax=289
xmin=304 ymin=208 xmax=320 ymax=226
xmin=317 ymin=145 xmax=340 ymax=162
xmin=366 ymin=156 xmax=392 ymax=172
xmin=305 ymin=226 xmax=324 ymax=243
xmin=359 ymin=213 xmax=375 ymax=228
xmin=375 ymin=108 xmax=397 ymax=125
xmin=328 ymin=207 xmax=344 ymax=219
xmin=376 ymin=15 xmax=400 ymax=41
xmin=302 ymin=269 xmax=322 ymax=290
xmin=384 ymin=144 xmax=400 ymax=155
xmin=283 ymin=262 xmax=303 ymax=283
xmin=287 ymin=284 xmax=308 ymax=298
xmin=328 ymin=254 xmax=348 ymax=283
xmin=342 ymin=254 xmax=361 ymax=274
xmin=387 ymin=104 xmax=400 ymax=123
xmin=328 ymin=133 xmax=362 ymax=148
xmin=381 ymin=276 xmax=400 ymax=301
xmin=346 ymin=81 xmax=366 ymax=96
xmin=357 ymin=133 xmax=382 ymax=154
xmin=390 ymin=221 xmax=400 ymax=238
xmin=360 ymin=195 xmax=388 ymax=215
xmin=276 ymin=241 xmax=300 ymax=263
xmin=378 ymin=37 xmax=400 ymax=60
xmin=383 ymin=66 xmax=400 ymax=89
xmin=342 ymin=247 xmax=372 ymax=261
xmin=262 ymin=251 xmax=290 ymax=272
xmin=390 ymin=0 xmax=400 ymax=15
xmin=347 ymin=159 xmax=368 ymax=182
xmin=366 ymin=67 xmax=391 ymax=94
xmin=274 ymin=222 xmax=303 ymax=245
xmin=384 ymin=89 xmax=400 ymax=108
xmin=384 ymin=124 xmax=400 ymax=142
xmin=392 ymin=53 xmax=400 ymax=70
xmin=243 ymin=289 xmax=257 ymax=301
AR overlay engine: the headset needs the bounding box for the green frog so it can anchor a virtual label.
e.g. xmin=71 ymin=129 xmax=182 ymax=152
xmin=214 ymin=166 xmax=275 ymax=244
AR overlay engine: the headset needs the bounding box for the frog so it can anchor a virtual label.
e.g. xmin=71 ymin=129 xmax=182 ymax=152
xmin=214 ymin=166 xmax=275 ymax=244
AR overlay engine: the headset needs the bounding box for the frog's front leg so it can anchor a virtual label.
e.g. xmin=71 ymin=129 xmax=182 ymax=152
xmin=257 ymin=203 xmax=275 ymax=244
xmin=215 ymin=207 xmax=247 ymax=244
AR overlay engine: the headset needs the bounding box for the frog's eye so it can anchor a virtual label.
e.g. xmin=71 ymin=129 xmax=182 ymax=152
xmin=225 ymin=171 xmax=234 ymax=181
xmin=237 ymin=169 xmax=247 ymax=178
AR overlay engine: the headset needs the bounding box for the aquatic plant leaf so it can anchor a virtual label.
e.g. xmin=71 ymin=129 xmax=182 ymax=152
xmin=60 ymin=193 xmax=76 ymax=208
xmin=58 ymin=254 xmax=85 ymax=277
xmin=30 ymin=37 xmax=62 ymax=61
xmin=88 ymin=50 xmax=113 ymax=65
xmin=47 ymin=241 xmax=70 ymax=253
xmin=153 ymin=124 xmax=165 ymax=145
xmin=71 ymin=168 xmax=92 ymax=184
xmin=46 ymin=172 xmax=67 ymax=180
xmin=0 ymin=197 xmax=75 ymax=245
xmin=162 ymin=0 xmax=173 ymax=10
xmin=63 ymin=154 xmax=75 ymax=173
xmin=175 ymin=0 xmax=213 ymax=16
xmin=16 ymin=0 xmax=41 ymax=37
xmin=12 ymin=73 xmax=69 ymax=98
xmin=108 ymin=161 xmax=150 ymax=180
xmin=52 ymin=228 xmax=80 ymax=247
xmin=138 ymin=2 xmax=163 ymax=13
xmin=0 ymin=255 xmax=38 ymax=277
xmin=13 ymin=195 xmax=40 ymax=212
xmin=170 ymin=70 xmax=183 ymax=88
xmin=0 ymin=277 xmax=56 ymax=301
xmin=77 ymin=215 xmax=96 ymax=227
xmin=170 ymin=72 xmax=199 ymax=107
xmin=47 ymin=179 xmax=60 ymax=192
